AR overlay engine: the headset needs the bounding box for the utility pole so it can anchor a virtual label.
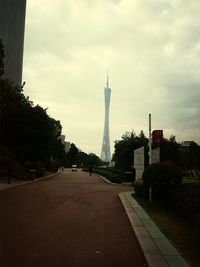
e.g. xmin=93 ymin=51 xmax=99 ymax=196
xmin=149 ymin=114 xmax=152 ymax=203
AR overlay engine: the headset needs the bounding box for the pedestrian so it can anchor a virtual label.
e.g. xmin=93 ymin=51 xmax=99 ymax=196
xmin=89 ymin=166 xmax=93 ymax=176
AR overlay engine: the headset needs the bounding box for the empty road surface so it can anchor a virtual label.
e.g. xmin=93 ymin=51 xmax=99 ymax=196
xmin=1 ymin=170 xmax=147 ymax=267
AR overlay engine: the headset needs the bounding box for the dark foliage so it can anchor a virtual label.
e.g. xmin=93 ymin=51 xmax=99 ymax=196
xmin=159 ymin=135 xmax=179 ymax=163
xmin=112 ymin=131 xmax=182 ymax=172
xmin=179 ymin=141 xmax=200 ymax=169
xmin=81 ymin=153 xmax=102 ymax=167
xmin=112 ymin=130 xmax=149 ymax=171
xmin=65 ymin=146 xmax=103 ymax=168
xmin=0 ymin=41 xmax=66 ymax=177
xmin=88 ymin=167 xmax=133 ymax=183
xmin=171 ymin=183 xmax=200 ymax=237
xmin=134 ymin=177 xmax=200 ymax=236
xmin=64 ymin=143 xmax=78 ymax=167
xmin=134 ymin=178 xmax=149 ymax=198
xmin=142 ymin=162 xmax=183 ymax=202
xmin=0 ymin=80 xmax=65 ymax=164
xmin=0 ymin=148 xmax=26 ymax=181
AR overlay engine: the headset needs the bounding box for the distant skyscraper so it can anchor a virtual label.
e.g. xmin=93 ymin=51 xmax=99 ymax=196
xmin=101 ymin=75 xmax=111 ymax=162
xmin=0 ymin=0 xmax=27 ymax=85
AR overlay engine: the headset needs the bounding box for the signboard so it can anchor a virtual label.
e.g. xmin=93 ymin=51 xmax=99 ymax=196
xmin=134 ymin=146 xmax=144 ymax=180
xmin=152 ymin=130 xmax=163 ymax=144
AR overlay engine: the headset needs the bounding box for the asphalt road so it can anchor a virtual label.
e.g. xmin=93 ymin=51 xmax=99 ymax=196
xmin=1 ymin=171 xmax=147 ymax=267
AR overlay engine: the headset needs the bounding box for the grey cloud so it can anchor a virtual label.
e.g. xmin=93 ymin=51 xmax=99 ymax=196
xmin=23 ymin=0 xmax=200 ymax=155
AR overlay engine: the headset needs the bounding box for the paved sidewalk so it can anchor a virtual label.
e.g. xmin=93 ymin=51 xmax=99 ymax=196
xmin=0 ymin=172 xmax=59 ymax=191
xmin=119 ymin=192 xmax=190 ymax=267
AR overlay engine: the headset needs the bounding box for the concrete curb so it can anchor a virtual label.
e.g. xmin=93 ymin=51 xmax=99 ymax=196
xmin=94 ymin=173 xmax=132 ymax=186
xmin=0 ymin=172 xmax=59 ymax=191
xmin=94 ymin=173 xmax=118 ymax=184
xmin=119 ymin=192 xmax=190 ymax=267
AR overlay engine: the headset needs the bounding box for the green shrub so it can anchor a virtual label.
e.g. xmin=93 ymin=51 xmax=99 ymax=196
xmin=86 ymin=167 xmax=133 ymax=183
xmin=171 ymin=183 xmax=200 ymax=237
xmin=135 ymin=163 xmax=200 ymax=237
xmin=142 ymin=163 xmax=182 ymax=202
xmin=134 ymin=178 xmax=148 ymax=197
xmin=92 ymin=168 xmax=122 ymax=183
xmin=0 ymin=148 xmax=26 ymax=181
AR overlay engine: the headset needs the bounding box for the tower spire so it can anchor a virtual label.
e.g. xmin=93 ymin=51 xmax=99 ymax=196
xmin=101 ymin=72 xmax=111 ymax=163
xmin=106 ymin=69 xmax=109 ymax=88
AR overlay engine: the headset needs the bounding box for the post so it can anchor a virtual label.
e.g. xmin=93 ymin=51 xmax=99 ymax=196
xmin=149 ymin=114 xmax=152 ymax=165
xmin=149 ymin=114 xmax=152 ymax=203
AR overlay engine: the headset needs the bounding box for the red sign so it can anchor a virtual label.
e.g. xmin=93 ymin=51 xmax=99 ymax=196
xmin=152 ymin=130 xmax=163 ymax=144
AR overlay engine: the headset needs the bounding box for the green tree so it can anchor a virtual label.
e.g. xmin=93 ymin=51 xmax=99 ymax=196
xmin=77 ymin=151 xmax=102 ymax=167
xmin=87 ymin=153 xmax=102 ymax=166
xmin=112 ymin=130 xmax=148 ymax=171
xmin=77 ymin=151 xmax=89 ymax=167
xmin=66 ymin=143 xmax=78 ymax=166
xmin=159 ymin=135 xmax=179 ymax=163
xmin=0 ymin=41 xmax=67 ymax=177
xmin=190 ymin=142 xmax=200 ymax=166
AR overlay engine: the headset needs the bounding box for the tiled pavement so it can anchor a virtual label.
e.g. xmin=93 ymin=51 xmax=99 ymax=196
xmin=119 ymin=192 xmax=190 ymax=267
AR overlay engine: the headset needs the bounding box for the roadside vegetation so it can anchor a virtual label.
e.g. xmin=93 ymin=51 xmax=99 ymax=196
xmin=86 ymin=167 xmax=133 ymax=184
xmin=0 ymin=39 xmax=102 ymax=182
xmin=0 ymin=39 xmax=66 ymax=181
xmin=133 ymin=164 xmax=200 ymax=267
xmin=134 ymin=193 xmax=200 ymax=267
xmin=103 ymin=130 xmax=200 ymax=266
xmin=112 ymin=130 xmax=200 ymax=172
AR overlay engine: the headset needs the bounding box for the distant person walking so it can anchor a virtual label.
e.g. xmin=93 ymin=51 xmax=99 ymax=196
xmin=89 ymin=166 xmax=93 ymax=176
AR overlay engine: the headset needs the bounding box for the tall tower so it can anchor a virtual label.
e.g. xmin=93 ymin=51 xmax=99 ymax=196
xmin=0 ymin=0 xmax=27 ymax=85
xmin=101 ymin=75 xmax=111 ymax=162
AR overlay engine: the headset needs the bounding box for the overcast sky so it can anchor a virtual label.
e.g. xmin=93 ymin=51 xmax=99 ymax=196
xmin=23 ymin=0 xmax=200 ymax=157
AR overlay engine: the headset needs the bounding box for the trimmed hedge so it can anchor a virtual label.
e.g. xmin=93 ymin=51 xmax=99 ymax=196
xmin=134 ymin=166 xmax=200 ymax=237
xmin=83 ymin=167 xmax=134 ymax=183
xmin=134 ymin=178 xmax=148 ymax=197
xmin=171 ymin=183 xmax=200 ymax=237
xmin=142 ymin=163 xmax=182 ymax=202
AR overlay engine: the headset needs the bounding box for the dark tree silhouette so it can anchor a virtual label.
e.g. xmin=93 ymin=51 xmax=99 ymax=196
xmin=112 ymin=130 xmax=148 ymax=171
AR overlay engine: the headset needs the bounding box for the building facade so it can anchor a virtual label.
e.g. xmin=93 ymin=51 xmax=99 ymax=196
xmin=101 ymin=76 xmax=111 ymax=162
xmin=0 ymin=0 xmax=27 ymax=85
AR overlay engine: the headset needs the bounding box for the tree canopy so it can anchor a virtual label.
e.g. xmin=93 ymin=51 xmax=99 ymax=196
xmin=112 ymin=130 xmax=185 ymax=171
xmin=0 ymin=79 xmax=66 ymax=165
xmin=64 ymin=144 xmax=103 ymax=168
xmin=112 ymin=130 xmax=149 ymax=171
xmin=0 ymin=39 xmax=66 ymax=172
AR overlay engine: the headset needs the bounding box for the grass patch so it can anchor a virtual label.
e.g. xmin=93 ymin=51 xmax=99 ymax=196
xmin=183 ymin=177 xmax=200 ymax=184
xmin=133 ymin=194 xmax=200 ymax=267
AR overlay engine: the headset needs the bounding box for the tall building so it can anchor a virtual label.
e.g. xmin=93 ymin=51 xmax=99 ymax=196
xmin=101 ymin=75 xmax=111 ymax=162
xmin=0 ymin=0 xmax=27 ymax=85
